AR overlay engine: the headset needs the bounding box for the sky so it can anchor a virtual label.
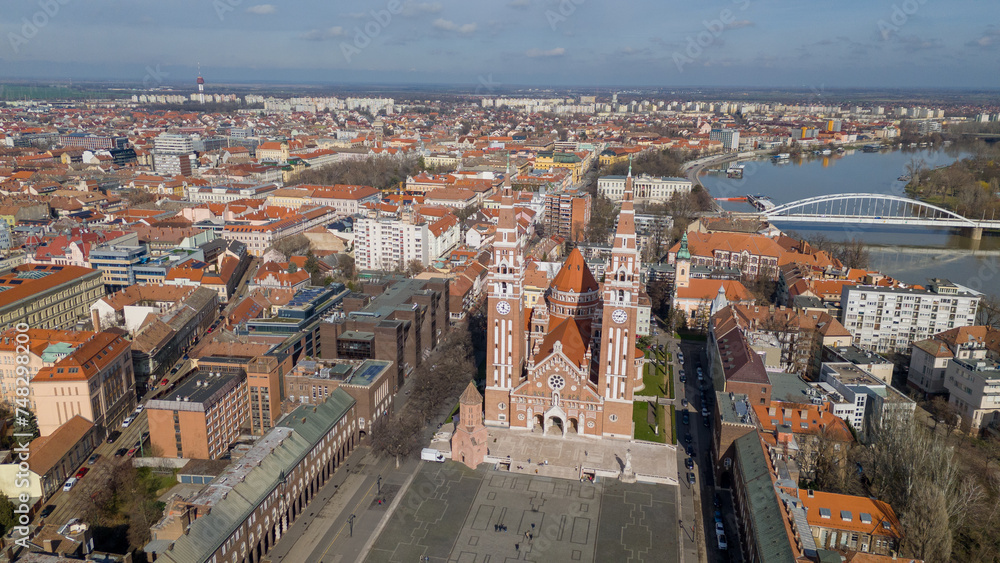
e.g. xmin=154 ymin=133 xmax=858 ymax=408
xmin=0 ymin=0 xmax=998 ymax=89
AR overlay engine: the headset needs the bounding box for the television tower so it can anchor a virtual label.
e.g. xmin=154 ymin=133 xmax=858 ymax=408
xmin=197 ymin=63 xmax=205 ymax=104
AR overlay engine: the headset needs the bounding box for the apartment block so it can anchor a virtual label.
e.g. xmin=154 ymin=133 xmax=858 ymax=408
xmin=944 ymin=356 xmax=1000 ymax=434
xmin=840 ymin=279 xmax=980 ymax=353
xmin=817 ymin=362 xmax=915 ymax=439
xmin=353 ymin=208 xmax=459 ymax=271
xmin=908 ymin=325 xmax=998 ymax=396
xmin=542 ymin=191 xmax=591 ymax=242
xmin=147 ymin=366 xmax=249 ymax=460
xmin=0 ymin=264 xmax=104 ymax=331
xmin=799 ymin=489 xmax=902 ymax=556
xmin=598 ymin=174 xmax=692 ymax=204
xmin=146 ymin=390 xmax=358 ymax=563
xmin=222 ymin=205 xmax=338 ymax=257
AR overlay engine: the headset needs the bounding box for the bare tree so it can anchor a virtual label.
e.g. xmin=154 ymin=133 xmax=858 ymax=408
xmin=900 ymin=482 xmax=953 ymax=563
xmin=977 ymin=294 xmax=1000 ymax=329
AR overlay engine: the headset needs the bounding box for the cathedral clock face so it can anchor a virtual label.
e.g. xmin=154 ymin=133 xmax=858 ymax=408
xmin=496 ymin=300 xmax=511 ymax=315
xmin=612 ymin=308 xmax=628 ymax=324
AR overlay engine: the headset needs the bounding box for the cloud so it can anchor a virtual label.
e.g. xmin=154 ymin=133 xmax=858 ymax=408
xmin=433 ymin=19 xmax=477 ymax=34
xmin=725 ymin=20 xmax=754 ymax=30
xmin=300 ymin=27 xmax=348 ymax=41
xmin=401 ymin=2 xmax=444 ymax=16
xmin=525 ymin=47 xmax=565 ymax=58
xmin=966 ymin=28 xmax=1000 ymax=48
xmin=896 ymin=35 xmax=943 ymax=50
xmin=247 ymin=4 xmax=276 ymax=15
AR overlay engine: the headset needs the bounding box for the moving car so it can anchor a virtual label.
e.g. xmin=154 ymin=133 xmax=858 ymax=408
xmin=62 ymin=477 xmax=77 ymax=491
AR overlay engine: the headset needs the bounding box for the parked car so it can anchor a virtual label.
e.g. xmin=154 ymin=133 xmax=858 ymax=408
xmin=679 ymin=375 xmax=686 ymax=383
xmin=121 ymin=416 xmax=134 ymax=428
xmin=106 ymin=430 xmax=121 ymax=444
xmin=114 ymin=448 xmax=128 ymax=457
xmin=681 ymin=398 xmax=688 ymax=407
xmin=87 ymin=454 xmax=100 ymax=465
xmin=134 ymin=404 xmax=145 ymax=414
xmin=714 ymin=510 xmax=722 ymax=523
xmin=141 ymin=431 xmax=150 ymax=442
xmin=127 ymin=447 xmax=138 ymax=457
xmin=703 ymin=417 xmax=710 ymax=428
xmin=687 ymin=472 xmax=696 ymax=485
xmin=685 ymin=433 xmax=692 ymax=444
xmin=686 ymin=445 xmax=694 ymax=457
xmin=682 ymin=412 xmax=690 ymax=425
xmin=685 ymin=457 xmax=694 ymax=470
xmin=170 ymin=366 xmax=179 ymax=375
xmin=717 ymin=534 xmax=728 ymax=550
xmin=62 ymin=477 xmax=77 ymax=492
xmin=677 ymin=353 xmax=684 ymax=363
xmin=161 ymin=377 xmax=169 ymax=386
xmin=715 ymin=522 xmax=724 ymax=535
xmin=715 ymin=494 xmax=721 ymax=508
xmin=75 ymin=467 xmax=89 ymax=479
xmin=40 ymin=505 xmax=55 ymax=518
xmin=701 ymin=407 xmax=709 ymax=417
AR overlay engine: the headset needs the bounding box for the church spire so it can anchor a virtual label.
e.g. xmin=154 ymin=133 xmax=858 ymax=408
xmin=677 ymin=232 xmax=690 ymax=260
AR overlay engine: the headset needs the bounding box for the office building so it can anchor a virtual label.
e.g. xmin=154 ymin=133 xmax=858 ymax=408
xmin=146 ymin=366 xmax=249 ymax=460
xmin=31 ymin=331 xmax=135 ymax=437
xmin=840 ymin=279 xmax=980 ymax=353
xmin=0 ymin=264 xmax=104 ymax=332
xmin=284 ymin=359 xmax=394 ymax=437
xmin=59 ymin=133 xmax=128 ymax=151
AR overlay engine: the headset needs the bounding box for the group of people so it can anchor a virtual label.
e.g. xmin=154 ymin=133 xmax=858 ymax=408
xmin=494 ymin=523 xmax=508 ymax=532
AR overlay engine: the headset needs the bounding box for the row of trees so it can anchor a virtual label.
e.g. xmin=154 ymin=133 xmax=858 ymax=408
xmin=369 ymin=327 xmax=476 ymax=467
xmin=800 ymin=233 xmax=871 ymax=270
xmin=293 ymin=154 xmax=422 ymax=191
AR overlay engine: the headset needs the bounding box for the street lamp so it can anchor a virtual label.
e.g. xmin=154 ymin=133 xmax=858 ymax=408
xmin=377 ymin=474 xmax=382 ymax=495
xmin=348 ymin=513 xmax=356 ymax=537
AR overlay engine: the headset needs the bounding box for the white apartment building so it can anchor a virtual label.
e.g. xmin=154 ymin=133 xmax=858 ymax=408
xmin=353 ymin=209 xmax=459 ymax=272
xmin=817 ymin=362 xmax=915 ymax=439
xmin=154 ymin=133 xmax=195 ymax=154
xmin=944 ymin=357 xmax=1000 ymax=434
xmin=186 ymin=183 xmax=279 ymax=203
xmin=840 ymin=279 xmax=980 ymax=353
xmin=598 ymin=174 xmax=692 ymax=205
xmin=710 ymin=128 xmax=741 ymax=151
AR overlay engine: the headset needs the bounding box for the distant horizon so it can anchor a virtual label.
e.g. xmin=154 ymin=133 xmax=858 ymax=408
xmin=2 ymin=1 xmax=998 ymax=91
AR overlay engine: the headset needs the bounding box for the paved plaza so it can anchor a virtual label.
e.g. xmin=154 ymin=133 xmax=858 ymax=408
xmin=365 ymin=462 xmax=680 ymax=563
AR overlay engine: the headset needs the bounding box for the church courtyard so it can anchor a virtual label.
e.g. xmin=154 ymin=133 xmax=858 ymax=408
xmin=365 ymin=462 xmax=681 ymax=563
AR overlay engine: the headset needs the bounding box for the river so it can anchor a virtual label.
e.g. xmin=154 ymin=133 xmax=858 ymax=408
xmin=698 ymin=147 xmax=1000 ymax=298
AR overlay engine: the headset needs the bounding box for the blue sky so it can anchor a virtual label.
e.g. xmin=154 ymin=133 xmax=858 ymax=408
xmin=1 ymin=0 xmax=998 ymax=88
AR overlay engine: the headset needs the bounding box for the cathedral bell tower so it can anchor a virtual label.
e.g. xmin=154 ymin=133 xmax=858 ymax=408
xmin=485 ymin=158 xmax=525 ymax=427
xmin=597 ymin=158 xmax=641 ymax=437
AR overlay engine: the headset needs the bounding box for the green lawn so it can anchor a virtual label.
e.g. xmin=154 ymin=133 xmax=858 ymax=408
xmin=633 ymin=400 xmax=666 ymax=443
xmin=667 ymin=364 xmax=675 ymax=399
xmin=677 ymin=331 xmax=707 ymax=342
xmin=636 ymin=359 xmax=666 ymax=398
xmin=444 ymin=401 xmax=461 ymax=424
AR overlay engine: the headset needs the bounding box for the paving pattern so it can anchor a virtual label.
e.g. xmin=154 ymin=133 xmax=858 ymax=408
xmin=365 ymin=463 xmax=680 ymax=563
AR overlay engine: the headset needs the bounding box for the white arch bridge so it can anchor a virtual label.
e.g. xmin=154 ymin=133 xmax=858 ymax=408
xmin=757 ymin=193 xmax=1000 ymax=239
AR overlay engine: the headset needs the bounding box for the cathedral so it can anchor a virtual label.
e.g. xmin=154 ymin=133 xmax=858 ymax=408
xmin=484 ymin=166 xmax=643 ymax=439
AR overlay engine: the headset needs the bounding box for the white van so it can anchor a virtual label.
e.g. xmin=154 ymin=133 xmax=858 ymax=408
xmin=420 ymin=448 xmax=445 ymax=462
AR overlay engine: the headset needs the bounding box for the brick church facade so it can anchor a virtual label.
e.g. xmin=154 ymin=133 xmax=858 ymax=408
xmin=484 ymin=166 xmax=643 ymax=439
